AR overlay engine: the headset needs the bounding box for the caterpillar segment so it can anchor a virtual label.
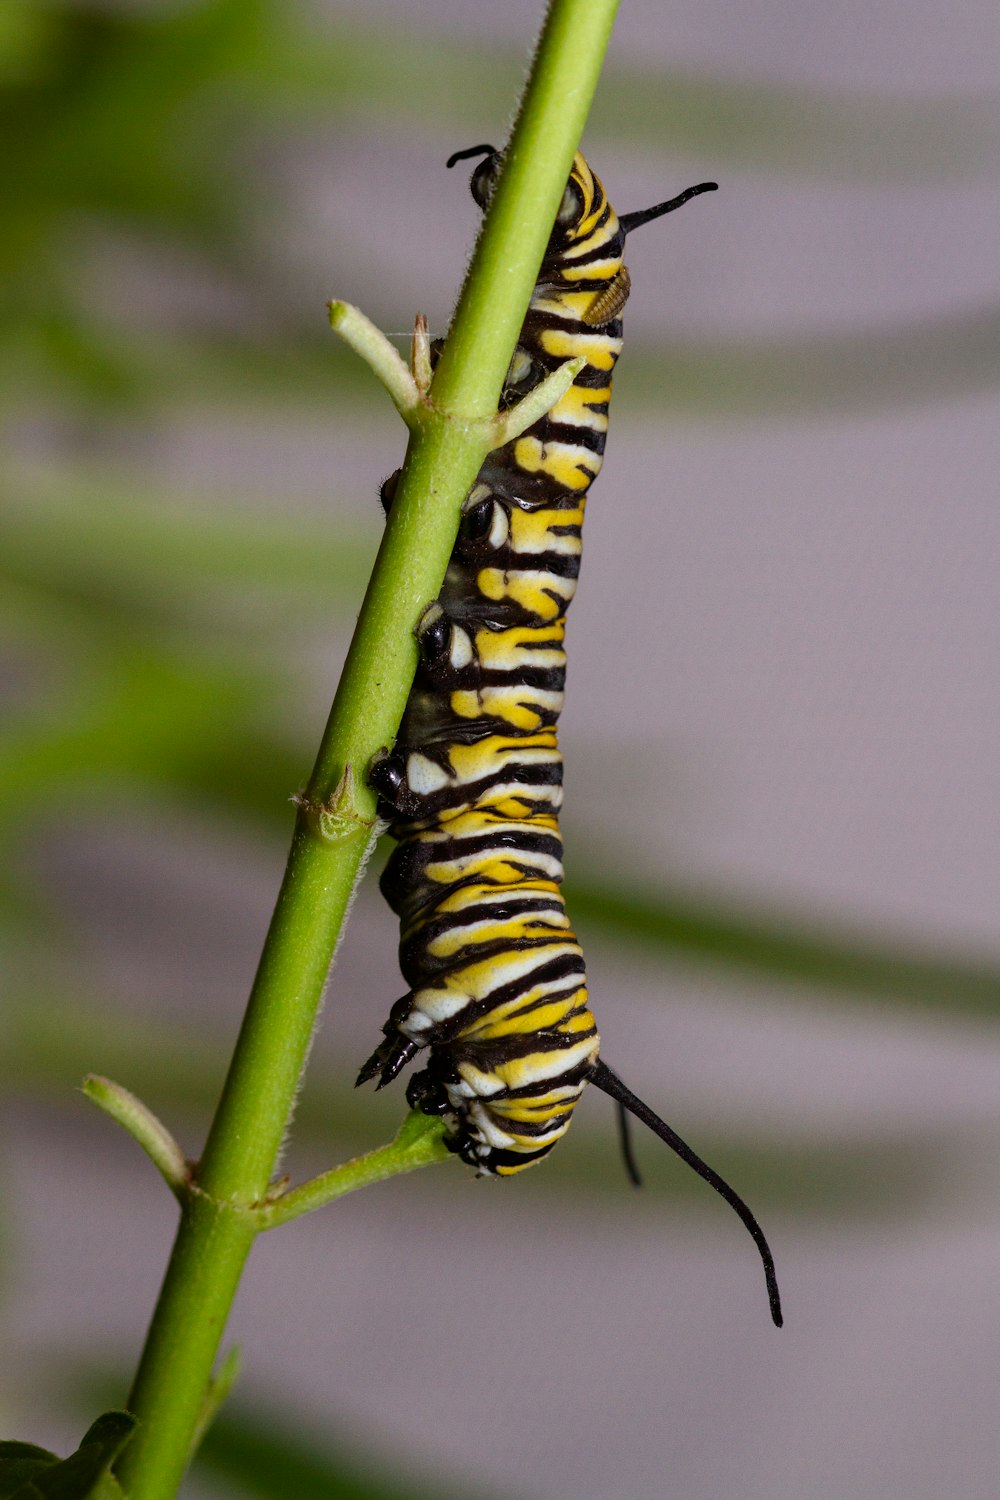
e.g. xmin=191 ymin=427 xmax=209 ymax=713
xmin=356 ymin=148 xmax=783 ymax=1324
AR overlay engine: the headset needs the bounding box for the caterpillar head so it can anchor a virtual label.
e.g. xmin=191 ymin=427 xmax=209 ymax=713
xmin=552 ymin=151 xmax=602 ymax=244
xmin=446 ymin=142 xmax=502 ymax=208
xmin=446 ymin=143 xmax=604 ymax=246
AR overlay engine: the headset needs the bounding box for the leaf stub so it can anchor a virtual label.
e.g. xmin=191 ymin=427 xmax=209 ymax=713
xmin=0 ymin=1413 xmax=136 ymax=1500
xmin=81 ymin=1076 xmax=188 ymax=1198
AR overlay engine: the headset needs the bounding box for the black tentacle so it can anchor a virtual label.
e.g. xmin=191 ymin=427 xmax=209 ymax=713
xmin=590 ymin=1059 xmax=783 ymax=1328
xmin=616 ymin=1098 xmax=643 ymax=1189
xmin=446 ymin=143 xmax=496 ymax=169
xmin=619 ymin=181 xmax=718 ymax=236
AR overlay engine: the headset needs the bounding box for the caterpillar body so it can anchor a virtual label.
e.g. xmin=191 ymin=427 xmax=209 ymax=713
xmin=359 ymin=146 xmax=782 ymax=1327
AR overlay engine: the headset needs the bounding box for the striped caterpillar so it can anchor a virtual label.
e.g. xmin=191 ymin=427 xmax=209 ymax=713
xmin=358 ymin=145 xmax=782 ymax=1326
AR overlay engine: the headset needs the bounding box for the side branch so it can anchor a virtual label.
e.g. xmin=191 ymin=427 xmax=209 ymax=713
xmin=493 ymin=355 xmax=586 ymax=445
xmin=83 ymin=1075 xmax=189 ymax=1200
xmin=328 ymin=296 xmax=585 ymax=456
xmin=255 ymin=1113 xmax=451 ymax=1230
xmin=327 ymin=301 xmax=421 ymax=424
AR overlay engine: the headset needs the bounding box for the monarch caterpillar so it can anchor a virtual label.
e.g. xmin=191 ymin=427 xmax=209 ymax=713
xmin=359 ymin=145 xmax=782 ymax=1327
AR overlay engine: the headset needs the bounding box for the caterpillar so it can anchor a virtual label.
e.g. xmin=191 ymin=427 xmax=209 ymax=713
xmin=358 ymin=145 xmax=782 ymax=1327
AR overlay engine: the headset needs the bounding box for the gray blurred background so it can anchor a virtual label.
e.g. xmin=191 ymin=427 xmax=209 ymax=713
xmin=2 ymin=0 xmax=999 ymax=1495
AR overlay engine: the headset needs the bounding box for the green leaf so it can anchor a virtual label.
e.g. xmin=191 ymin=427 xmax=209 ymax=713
xmin=279 ymin=21 xmax=1000 ymax=183
xmin=189 ymin=1347 xmax=241 ymax=1461
xmin=67 ymin=1377 xmax=518 ymax=1500
xmin=11 ymin=301 xmax=991 ymax=424
xmin=0 ymin=1447 xmax=59 ymax=1499
xmin=566 ymin=873 xmax=1000 ymax=1019
xmin=0 ymin=1414 xmax=134 ymax=1500
xmin=1 ymin=471 xmax=373 ymax=617
xmin=612 ymin=305 xmax=1000 ymax=418
xmin=194 ymin=1403 xmax=500 ymax=1500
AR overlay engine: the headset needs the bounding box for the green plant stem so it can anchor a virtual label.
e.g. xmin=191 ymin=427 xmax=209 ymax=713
xmin=120 ymin=1194 xmax=257 ymax=1493
xmin=115 ymin=3 xmax=620 ymax=1496
xmin=257 ymin=1112 xmax=451 ymax=1230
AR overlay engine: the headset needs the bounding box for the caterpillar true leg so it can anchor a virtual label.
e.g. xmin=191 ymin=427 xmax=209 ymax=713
xmin=415 ymin=603 xmax=477 ymax=680
xmin=366 ymin=749 xmax=409 ymax=811
xmin=378 ymin=469 xmax=400 ymax=516
xmin=356 ymin=995 xmax=420 ymax=1088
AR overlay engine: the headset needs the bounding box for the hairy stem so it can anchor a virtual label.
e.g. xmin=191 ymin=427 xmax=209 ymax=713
xmin=114 ymin=3 xmax=620 ymax=1495
xmin=257 ymin=1113 xmax=452 ymax=1230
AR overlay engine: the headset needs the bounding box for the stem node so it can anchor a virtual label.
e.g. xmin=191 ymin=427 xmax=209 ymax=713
xmin=293 ymin=764 xmax=376 ymax=844
xmin=411 ymin=312 xmax=433 ymax=395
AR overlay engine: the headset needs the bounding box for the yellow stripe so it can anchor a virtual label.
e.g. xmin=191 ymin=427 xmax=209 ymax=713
xmin=538 ymin=326 xmax=621 ymax=369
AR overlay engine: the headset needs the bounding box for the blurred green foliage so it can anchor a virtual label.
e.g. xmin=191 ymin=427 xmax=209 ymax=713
xmin=0 ymin=1411 xmax=134 ymax=1500
xmin=193 ymin=1401 xmax=498 ymax=1500
xmin=69 ymin=1376 xmax=519 ymax=1500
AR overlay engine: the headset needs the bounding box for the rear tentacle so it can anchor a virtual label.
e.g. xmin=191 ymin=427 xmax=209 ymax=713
xmin=590 ymin=1059 xmax=783 ymax=1328
xmin=616 ymin=1098 xmax=643 ymax=1188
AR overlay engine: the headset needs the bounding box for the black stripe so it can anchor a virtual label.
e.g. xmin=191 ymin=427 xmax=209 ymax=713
xmin=534 ymin=422 xmax=607 ymax=456
xmin=408 ymin=892 xmax=570 ymax=943
xmin=474 ymin=1143 xmax=556 ymax=1171
xmin=420 ymin=828 xmax=564 ymax=863
xmin=404 ymin=922 xmax=578 ymax=972
xmin=430 ymin=952 xmax=587 ymax=1043
xmin=394 ymin=757 xmax=565 ymax=792
xmin=501 ymin=1057 xmax=596 ymax=1098
xmin=487 ymin=550 xmax=582 ymax=579
xmin=571 ymin=360 xmax=620 ymax=388
xmin=510 ymin=633 xmax=570 ymax=653
xmin=553 ymin=230 xmax=625 ymax=269
xmin=383 ymin=833 xmax=565 ymax=903
xmin=480 ymin=1109 xmax=576 ymax=1140
xmin=399 ymin=717 xmax=561 ymax=751
xmin=450 ymin=1012 xmax=596 ymax=1063
xmin=412 ymin=706 xmax=561 ymax=738
xmin=400 ymin=929 xmax=578 ymax=984
xmin=405 ymin=893 xmax=571 ymax=938
xmin=438 ymin=549 xmax=580 ymax=581
xmin=414 ymin=658 xmax=566 ymax=693
xmin=465 ymin=665 xmax=566 ymax=691
xmin=562 ymin=398 xmax=609 ymax=422
xmin=524 ymin=307 xmax=624 ymax=341
xmin=430 ymin=592 xmax=573 ymax=633
xmin=489 ymin=988 xmax=593 ymax=1028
